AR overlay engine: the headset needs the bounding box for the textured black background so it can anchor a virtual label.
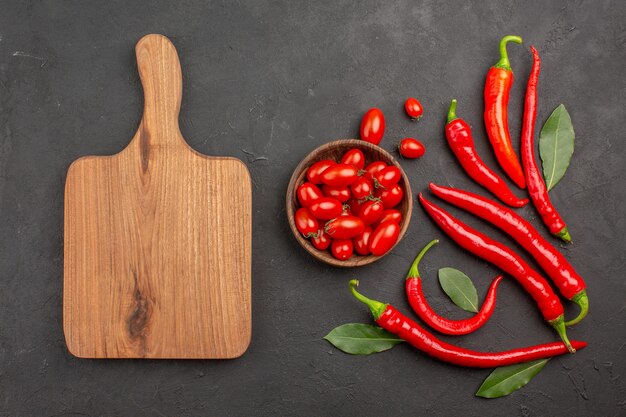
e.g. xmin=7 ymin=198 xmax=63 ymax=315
xmin=1 ymin=1 xmax=625 ymax=416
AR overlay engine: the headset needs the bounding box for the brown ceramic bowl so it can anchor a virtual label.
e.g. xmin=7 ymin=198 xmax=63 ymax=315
xmin=286 ymin=139 xmax=412 ymax=267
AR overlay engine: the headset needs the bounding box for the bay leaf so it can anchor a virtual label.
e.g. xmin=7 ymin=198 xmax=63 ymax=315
xmin=438 ymin=267 xmax=479 ymax=313
xmin=324 ymin=323 xmax=403 ymax=355
xmin=539 ymin=104 xmax=575 ymax=191
xmin=476 ymin=359 xmax=549 ymax=398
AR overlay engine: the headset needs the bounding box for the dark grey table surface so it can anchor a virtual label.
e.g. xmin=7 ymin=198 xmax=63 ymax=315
xmin=1 ymin=1 xmax=625 ymax=416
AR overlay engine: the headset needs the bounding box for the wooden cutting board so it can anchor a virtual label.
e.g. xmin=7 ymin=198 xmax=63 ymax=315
xmin=63 ymin=34 xmax=252 ymax=359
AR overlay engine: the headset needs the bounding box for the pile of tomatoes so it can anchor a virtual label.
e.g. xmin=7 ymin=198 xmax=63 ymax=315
xmin=295 ymin=148 xmax=404 ymax=261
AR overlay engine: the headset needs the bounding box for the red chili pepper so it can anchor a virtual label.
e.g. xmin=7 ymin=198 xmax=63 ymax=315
xmin=406 ymin=239 xmax=503 ymax=335
xmin=484 ymin=35 xmax=526 ymax=189
xmin=445 ymin=99 xmax=528 ymax=208
xmin=429 ymin=183 xmax=588 ymax=326
xmin=521 ymin=46 xmax=571 ymax=243
xmin=349 ymin=280 xmax=585 ymax=367
xmin=418 ymin=194 xmax=574 ymax=352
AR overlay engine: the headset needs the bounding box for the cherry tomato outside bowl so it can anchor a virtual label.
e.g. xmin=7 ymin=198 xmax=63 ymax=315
xmin=399 ymin=138 xmax=425 ymax=159
xmin=404 ymin=98 xmax=423 ymax=120
xmin=360 ymin=108 xmax=385 ymax=145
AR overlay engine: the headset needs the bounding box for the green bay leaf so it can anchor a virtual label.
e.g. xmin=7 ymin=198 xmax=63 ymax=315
xmin=438 ymin=267 xmax=479 ymax=313
xmin=476 ymin=359 xmax=549 ymax=398
xmin=324 ymin=323 xmax=403 ymax=355
xmin=539 ymin=104 xmax=575 ymax=191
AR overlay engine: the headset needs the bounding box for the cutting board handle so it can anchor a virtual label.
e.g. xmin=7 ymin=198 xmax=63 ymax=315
xmin=134 ymin=34 xmax=184 ymax=147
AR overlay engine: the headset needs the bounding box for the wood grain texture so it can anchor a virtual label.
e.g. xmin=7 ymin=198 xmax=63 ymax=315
xmin=63 ymin=34 xmax=252 ymax=359
xmin=286 ymin=140 xmax=412 ymax=267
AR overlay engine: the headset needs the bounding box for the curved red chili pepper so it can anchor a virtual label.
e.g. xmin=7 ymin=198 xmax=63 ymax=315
xmin=521 ymin=46 xmax=571 ymax=242
xmin=349 ymin=280 xmax=585 ymax=367
xmin=418 ymin=194 xmax=574 ymax=352
xmin=429 ymin=183 xmax=588 ymax=326
xmin=445 ymin=99 xmax=528 ymax=208
xmin=484 ymin=35 xmax=526 ymax=189
xmin=406 ymin=239 xmax=503 ymax=335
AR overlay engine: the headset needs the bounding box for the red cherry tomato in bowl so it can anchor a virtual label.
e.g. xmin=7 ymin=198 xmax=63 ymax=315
xmin=373 ymin=166 xmax=401 ymax=189
xmin=307 ymin=160 xmax=336 ymax=184
xmin=378 ymin=209 xmax=402 ymax=224
xmin=347 ymin=197 xmax=363 ymax=216
xmin=360 ymin=108 xmax=385 ymax=145
xmin=297 ymin=182 xmax=324 ymax=207
xmin=374 ymin=184 xmax=404 ymax=208
xmin=353 ymin=227 xmax=373 ymax=255
xmin=399 ymin=138 xmax=425 ymax=159
xmin=320 ymin=164 xmax=359 ymax=187
xmin=358 ymin=199 xmax=384 ymax=226
xmin=325 ymin=215 xmax=365 ymax=239
xmin=322 ymin=184 xmax=351 ymax=203
xmin=404 ymin=98 xmax=423 ymax=119
xmin=309 ymin=197 xmax=343 ymax=220
xmin=350 ymin=177 xmax=373 ymax=200
xmin=369 ymin=221 xmax=400 ymax=256
xmin=363 ymin=161 xmax=387 ymax=182
xmin=340 ymin=148 xmax=366 ymax=170
xmin=295 ymin=208 xmax=318 ymax=238
xmin=311 ymin=229 xmax=332 ymax=250
xmin=331 ymin=239 xmax=353 ymax=260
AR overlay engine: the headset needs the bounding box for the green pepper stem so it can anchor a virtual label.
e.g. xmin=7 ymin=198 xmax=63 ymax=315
xmin=555 ymin=227 xmax=572 ymax=243
xmin=406 ymin=239 xmax=439 ymax=280
xmin=447 ymin=100 xmax=458 ymax=123
xmin=349 ymin=279 xmax=387 ymax=320
xmin=495 ymin=35 xmax=522 ymax=70
xmin=549 ymin=315 xmax=575 ymax=353
xmin=565 ymin=290 xmax=589 ymax=326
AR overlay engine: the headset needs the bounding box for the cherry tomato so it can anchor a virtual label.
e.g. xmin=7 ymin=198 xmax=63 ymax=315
xmin=358 ymin=199 xmax=384 ymax=226
xmin=307 ymin=160 xmax=336 ymax=184
xmin=347 ymin=197 xmax=363 ymax=215
xmin=350 ymin=177 xmax=373 ymax=200
xmin=399 ymin=138 xmax=425 ymax=159
xmin=340 ymin=148 xmax=365 ymax=170
xmin=295 ymin=208 xmax=318 ymax=238
xmin=325 ymin=215 xmax=365 ymax=239
xmin=297 ymin=182 xmax=324 ymax=207
xmin=309 ymin=197 xmax=343 ymax=220
xmin=404 ymin=98 xmax=423 ymax=119
xmin=320 ymin=164 xmax=359 ymax=187
xmin=378 ymin=209 xmax=402 ymax=224
xmin=374 ymin=184 xmax=404 ymax=208
xmin=360 ymin=108 xmax=385 ymax=145
xmin=311 ymin=229 xmax=332 ymax=250
xmin=363 ymin=161 xmax=387 ymax=182
xmin=373 ymin=166 xmax=401 ymax=189
xmin=331 ymin=239 xmax=353 ymax=261
xmin=353 ymin=227 xmax=373 ymax=256
xmin=369 ymin=221 xmax=400 ymax=256
xmin=322 ymin=185 xmax=351 ymax=203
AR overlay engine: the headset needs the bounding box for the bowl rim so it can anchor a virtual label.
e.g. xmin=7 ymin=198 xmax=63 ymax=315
xmin=286 ymin=139 xmax=413 ymax=267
